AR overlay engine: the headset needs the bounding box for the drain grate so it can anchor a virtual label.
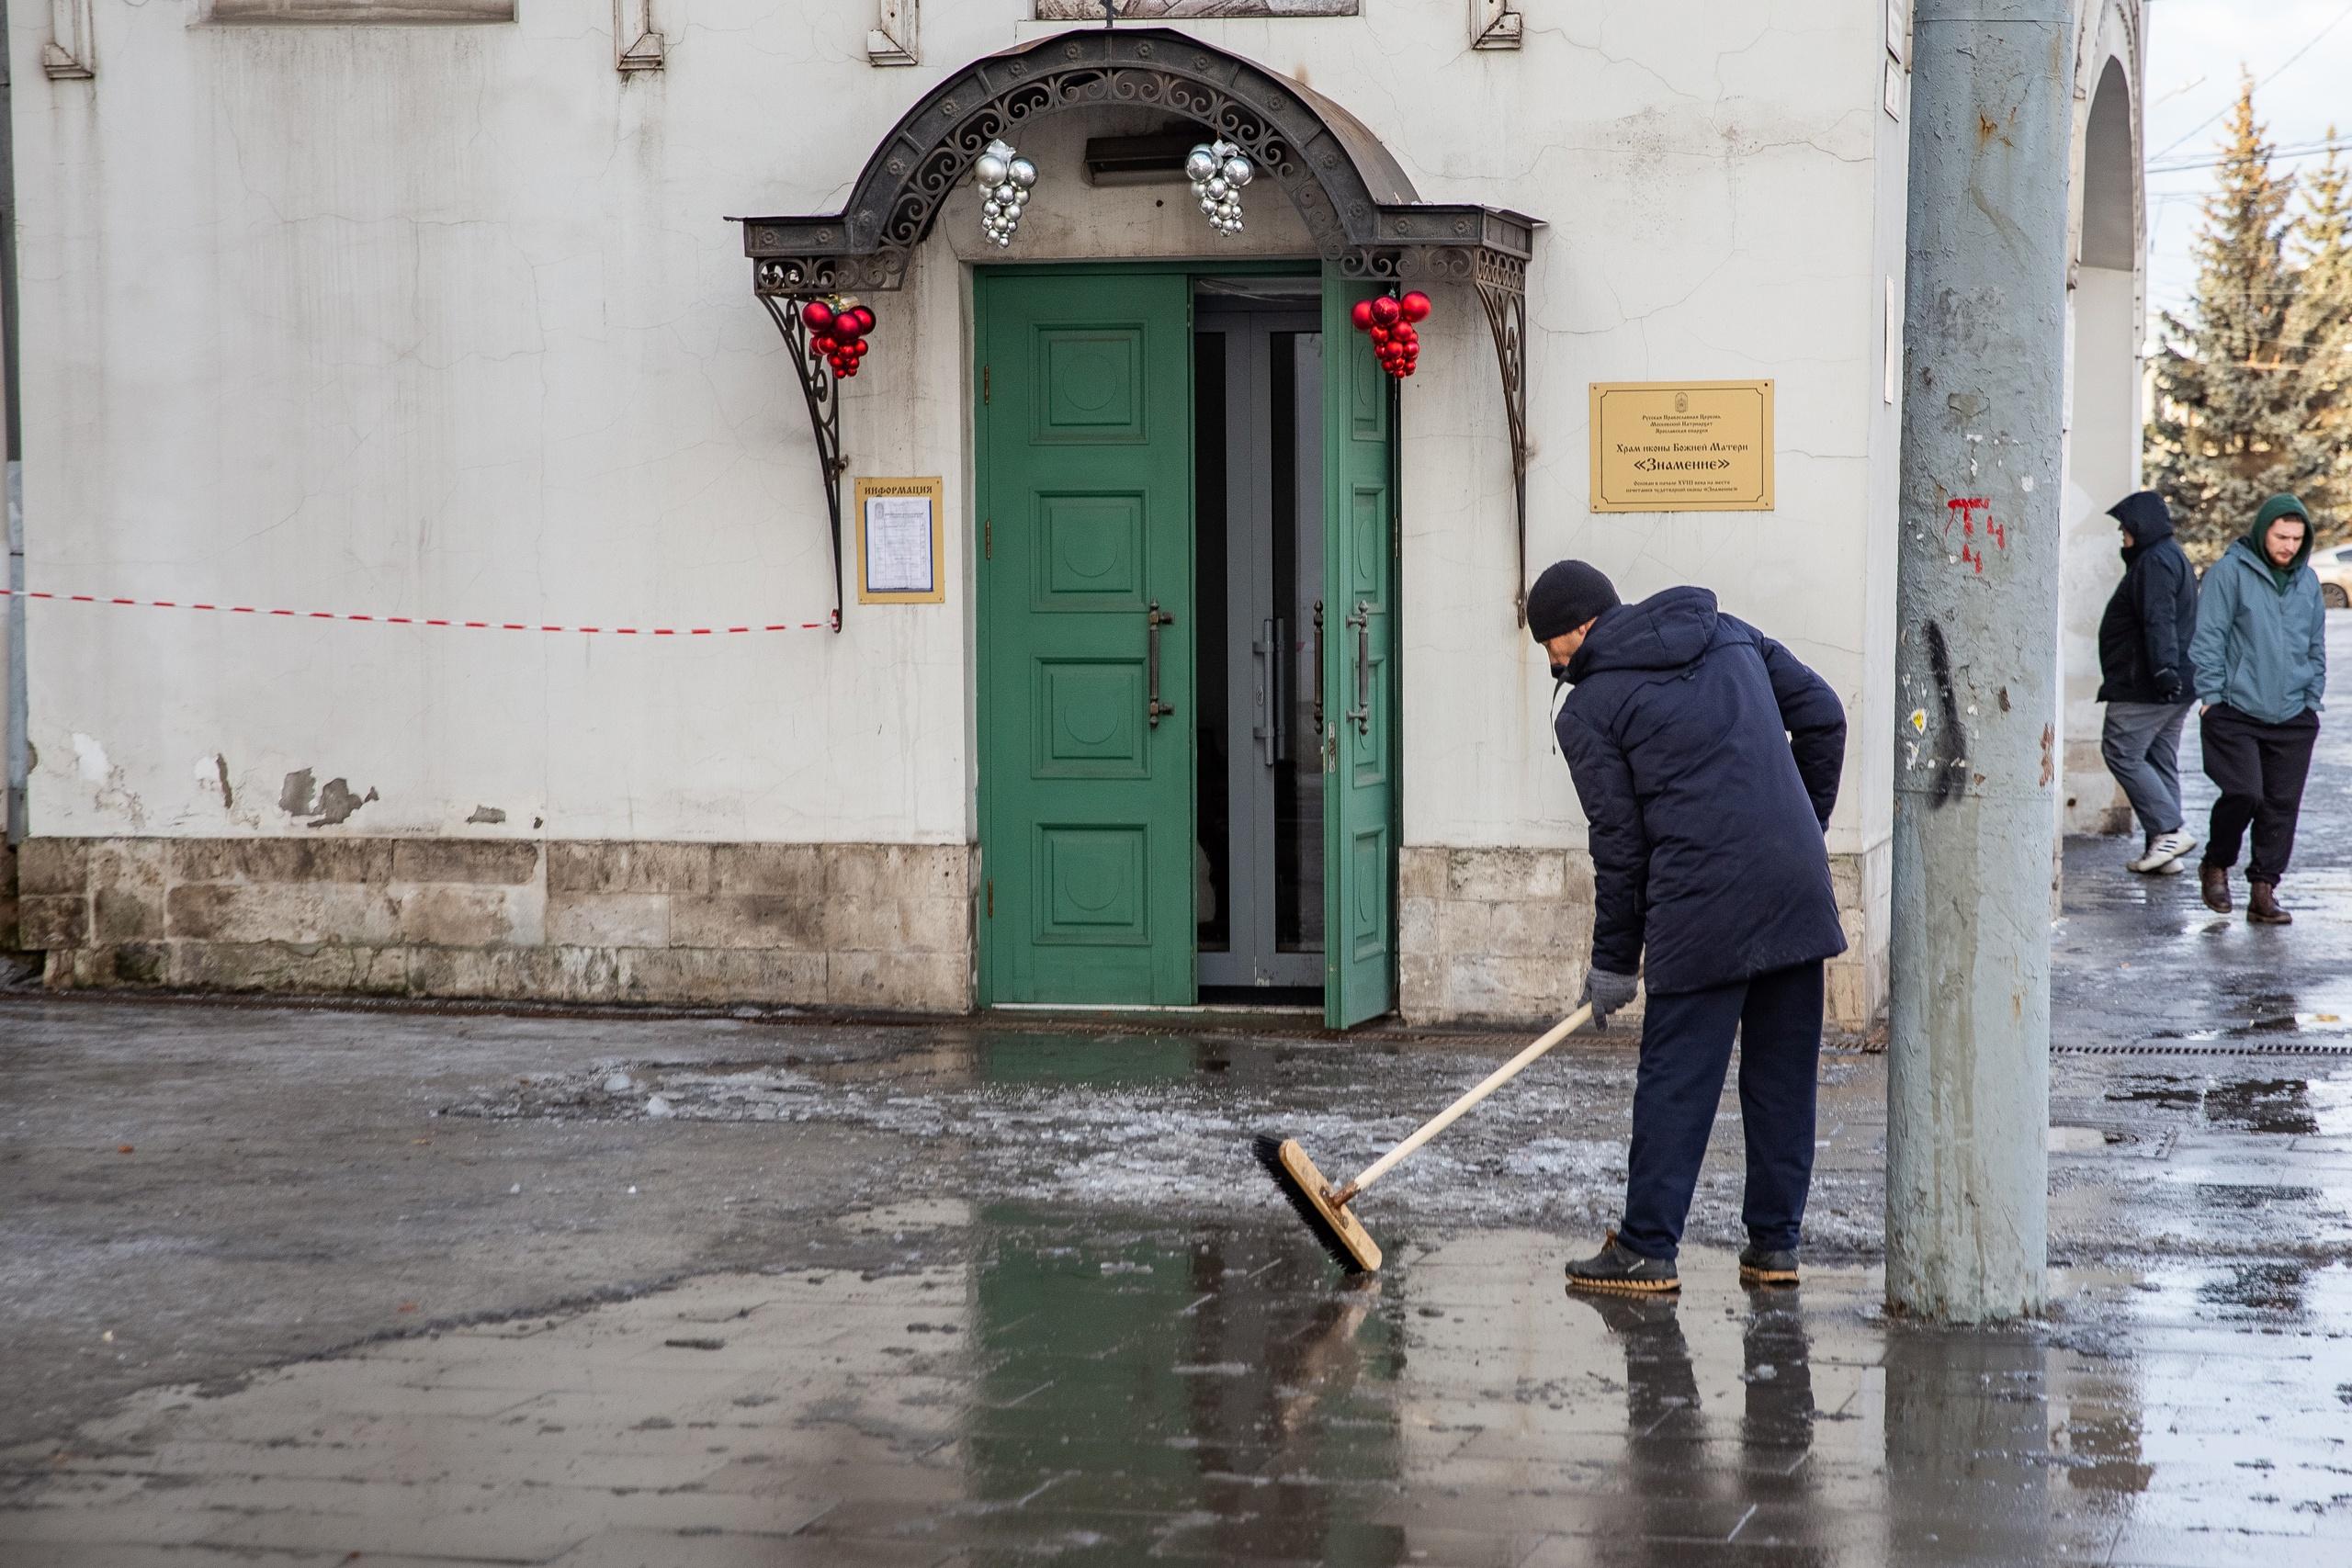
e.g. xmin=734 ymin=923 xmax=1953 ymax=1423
xmin=2056 ymin=1040 xmax=2352 ymax=1057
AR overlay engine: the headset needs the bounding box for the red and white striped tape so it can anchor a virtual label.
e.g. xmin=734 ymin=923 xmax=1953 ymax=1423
xmin=0 ymin=587 xmax=833 ymax=637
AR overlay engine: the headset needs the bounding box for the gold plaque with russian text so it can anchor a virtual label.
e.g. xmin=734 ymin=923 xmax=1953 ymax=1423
xmin=1589 ymin=380 xmax=1774 ymax=513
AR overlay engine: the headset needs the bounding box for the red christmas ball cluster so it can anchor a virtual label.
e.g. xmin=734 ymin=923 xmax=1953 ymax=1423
xmin=801 ymin=299 xmax=876 ymax=379
xmin=1349 ymin=290 xmax=1430 ymax=378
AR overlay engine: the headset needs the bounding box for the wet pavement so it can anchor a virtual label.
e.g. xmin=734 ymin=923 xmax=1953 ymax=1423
xmin=1 ymin=619 xmax=2347 ymax=1564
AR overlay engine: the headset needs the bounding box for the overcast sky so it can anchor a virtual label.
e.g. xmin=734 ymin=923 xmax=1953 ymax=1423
xmin=2143 ymin=0 xmax=2352 ymax=324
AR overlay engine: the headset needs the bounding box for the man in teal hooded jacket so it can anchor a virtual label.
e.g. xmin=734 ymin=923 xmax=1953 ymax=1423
xmin=2190 ymin=493 xmax=2329 ymax=924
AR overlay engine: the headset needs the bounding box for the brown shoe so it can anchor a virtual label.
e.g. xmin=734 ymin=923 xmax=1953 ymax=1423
xmin=2248 ymin=881 xmax=2292 ymax=925
xmin=2200 ymin=863 xmax=2233 ymax=914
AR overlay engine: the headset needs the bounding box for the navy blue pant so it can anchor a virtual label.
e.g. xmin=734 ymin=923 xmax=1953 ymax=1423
xmin=1617 ymin=959 xmax=1825 ymax=1262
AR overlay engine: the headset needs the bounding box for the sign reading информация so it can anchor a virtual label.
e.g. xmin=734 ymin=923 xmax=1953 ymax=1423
xmin=1588 ymin=381 xmax=1776 ymax=513
xmin=1035 ymin=2 xmax=1358 ymax=17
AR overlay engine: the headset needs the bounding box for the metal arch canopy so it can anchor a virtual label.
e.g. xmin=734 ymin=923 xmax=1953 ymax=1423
xmin=731 ymin=25 xmax=1541 ymax=626
xmin=732 ymin=26 xmax=1533 ymax=294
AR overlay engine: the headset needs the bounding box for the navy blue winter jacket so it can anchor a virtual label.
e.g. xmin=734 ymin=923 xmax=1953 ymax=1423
xmin=2096 ymin=491 xmax=2199 ymax=705
xmin=1555 ymin=588 xmax=1849 ymax=997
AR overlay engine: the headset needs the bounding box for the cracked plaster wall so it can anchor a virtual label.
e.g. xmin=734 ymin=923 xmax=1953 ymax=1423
xmin=13 ymin=0 xmax=1917 ymax=989
xmin=11 ymin=4 xmax=986 ymax=846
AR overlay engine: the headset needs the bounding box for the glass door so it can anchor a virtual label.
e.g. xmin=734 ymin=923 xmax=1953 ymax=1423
xmin=1195 ymin=291 xmax=1325 ymax=996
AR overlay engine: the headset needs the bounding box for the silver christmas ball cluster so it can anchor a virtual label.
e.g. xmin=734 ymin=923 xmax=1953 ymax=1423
xmin=1186 ymin=140 xmax=1253 ymax=235
xmin=976 ymin=139 xmax=1039 ymax=248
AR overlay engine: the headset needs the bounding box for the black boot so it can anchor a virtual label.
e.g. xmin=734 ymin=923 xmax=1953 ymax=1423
xmin=1738 ymin=1243 xmax=1801 ymax=1286
xmin=1564 ymin=1232 xmax=1679 ymax=1294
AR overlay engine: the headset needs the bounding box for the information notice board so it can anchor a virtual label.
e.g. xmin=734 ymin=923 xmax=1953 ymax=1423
xmin=1588 ymin=381 xmax=1774 ymax=513
xmin=854 ymin=476 xmax=945 ymax=604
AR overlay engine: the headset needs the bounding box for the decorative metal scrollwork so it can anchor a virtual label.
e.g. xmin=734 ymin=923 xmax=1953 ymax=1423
xmin=759 ymin=295 xmax=847 ymax=635
xmin=1473 ymin=250 xmax=1532 ymax=627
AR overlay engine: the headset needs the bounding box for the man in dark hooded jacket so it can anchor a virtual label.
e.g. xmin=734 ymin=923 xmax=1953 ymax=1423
xmin=2096 ymin=491 xmax=2199 ymax=874
xmin=1527 ymin=560 xmax=1848 ymax=1294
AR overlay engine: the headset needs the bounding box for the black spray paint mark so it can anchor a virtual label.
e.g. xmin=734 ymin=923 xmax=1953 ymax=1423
xmin=1926 ymin=621 xmax=1965 ymax=808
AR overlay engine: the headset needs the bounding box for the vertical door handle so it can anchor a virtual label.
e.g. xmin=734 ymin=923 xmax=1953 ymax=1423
xmin=1345 ymin=600 xmax=1375 ymax=737
xmin=1272 ymin=616 xmax=1288 ymax=763
xmin=1311 ymin=600 xmax=1326 ymax=736
xmin=1147 ymin=602 xmax=1177 ymax=728
xmin=1250 ymin=618 xmax=1277 ymax=767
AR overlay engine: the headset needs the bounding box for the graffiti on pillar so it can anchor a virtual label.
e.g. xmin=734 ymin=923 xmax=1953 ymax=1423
xmin=1944 ymin=497 xmax=2007 ymax=574
xmin=1924 ymin=621 xmax=1965 ymax=807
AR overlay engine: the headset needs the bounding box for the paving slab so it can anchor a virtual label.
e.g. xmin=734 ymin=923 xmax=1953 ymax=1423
xmin=5 ymin=622 xmax=2352 ymax=1560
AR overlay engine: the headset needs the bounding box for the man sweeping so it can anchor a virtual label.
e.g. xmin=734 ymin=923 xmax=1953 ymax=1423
xmin=1528 ymin=561 xmax=1848 ymax=1294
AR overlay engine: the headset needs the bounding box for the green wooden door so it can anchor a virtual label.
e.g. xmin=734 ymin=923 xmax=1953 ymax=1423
xmin=978 ymin=271 xmax=1196 ymax=1006
xmin=1322 ymin=278 xmax=1399 ymax=1027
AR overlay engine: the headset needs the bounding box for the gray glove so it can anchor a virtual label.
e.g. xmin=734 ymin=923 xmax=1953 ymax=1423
xmin=1581 ymin=966 xmax=1639 ymax=1029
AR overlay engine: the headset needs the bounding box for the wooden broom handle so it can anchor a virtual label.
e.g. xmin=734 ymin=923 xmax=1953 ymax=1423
xmin=1330 ymin=1004 xmax=1595 ymax=1207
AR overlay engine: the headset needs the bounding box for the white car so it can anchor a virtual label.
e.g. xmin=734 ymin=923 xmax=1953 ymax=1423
xmin=2318 ymin=541 xmax=2351 ymax=611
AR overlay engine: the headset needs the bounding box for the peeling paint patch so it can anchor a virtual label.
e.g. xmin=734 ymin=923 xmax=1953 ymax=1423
xmin=468 ymin=806 xmax=508 ymax=825
xmin=280 ymin=769 xmax=317 ymax=817
xmin=74 ymin=734 xmax=146 ymax=828
xmin=197 ymin=754 xmax=233 ymax=809
xmin=281 ymin=767 xmax=376 ymax=827
xmin=311 ymin=779 xmax=378 ymax=828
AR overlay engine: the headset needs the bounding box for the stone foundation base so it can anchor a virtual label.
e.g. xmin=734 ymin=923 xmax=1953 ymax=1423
xmin=1826 ymin=842 xmax=1889 ymax=1034
xmin=15 ymin=838 xmax=973 ymax=1012
xmin=1400 ymin=844 xmax=1887 ymax=1034
xmin=1 ymin=839 xmax=19 ymax=953
xmin=1399 ymin=847 xmax=1597 ymax=1025
xmin=21 ymin=835 xmax=1886 ymax=1032
xmin=2064 ymin=742 xmax=2134 ymax=836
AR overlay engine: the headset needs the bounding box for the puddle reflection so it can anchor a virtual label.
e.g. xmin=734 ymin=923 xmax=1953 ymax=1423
xmin=17 ymin=1217 xmax=2352 ymax=1565
xmin=969 ymin=1214 xmax=1408 ymax=1563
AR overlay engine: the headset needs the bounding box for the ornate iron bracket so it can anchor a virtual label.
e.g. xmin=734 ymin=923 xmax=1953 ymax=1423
xmin=1473 ymin=254 xmax=1532 ymax=626
xmin=759 ymin=286 xmax=847 ymax=634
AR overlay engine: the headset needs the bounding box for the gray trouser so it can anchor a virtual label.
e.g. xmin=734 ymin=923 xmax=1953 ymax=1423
xmin=2101 ymin=700 xmax=2194 ymax=838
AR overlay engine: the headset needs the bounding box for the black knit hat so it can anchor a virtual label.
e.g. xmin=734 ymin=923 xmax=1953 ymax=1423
xmin=1526 ymin=560 xmax=1621 ymax=643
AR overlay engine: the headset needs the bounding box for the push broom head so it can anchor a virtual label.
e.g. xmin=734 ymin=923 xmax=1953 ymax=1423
xmin=1251 ymin=1134 xmax=1383 ymax=1274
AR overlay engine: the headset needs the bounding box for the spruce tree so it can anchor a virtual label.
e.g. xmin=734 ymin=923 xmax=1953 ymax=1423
xmin=2147 ymin=82 xmax=2313 ymax=558
xmin=2284 ymin=130 xmax=2351 ymax=535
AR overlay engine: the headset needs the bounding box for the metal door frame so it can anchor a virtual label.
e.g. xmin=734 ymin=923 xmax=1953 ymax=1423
xmin=1194 ymin=297 xmax=1323 ymax=992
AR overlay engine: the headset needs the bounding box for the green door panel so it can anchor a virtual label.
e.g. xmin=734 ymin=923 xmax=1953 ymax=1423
xmin=978 ymin=271 xmax=1196 ymax=1006
xmin=1321 ymin=276 xmax=1399 ymax=1028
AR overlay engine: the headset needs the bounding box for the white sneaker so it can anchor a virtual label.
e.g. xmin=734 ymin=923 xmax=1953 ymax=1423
xmin=2128 ymin=830 xmax=2198 ymax=874
xmin=2154 ymin=856 xmax=2187 ymax=875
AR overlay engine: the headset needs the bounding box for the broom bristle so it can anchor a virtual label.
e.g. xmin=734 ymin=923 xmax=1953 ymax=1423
xmin=1251 ymin=1134 xmax=1382 ymax=1275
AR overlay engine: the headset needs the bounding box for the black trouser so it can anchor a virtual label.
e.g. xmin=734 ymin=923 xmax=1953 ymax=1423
xmin=1618 ymin=959 xmax=1825 ymax=1262
xmin=2199 ymin=704 xmax=2320 ymax=886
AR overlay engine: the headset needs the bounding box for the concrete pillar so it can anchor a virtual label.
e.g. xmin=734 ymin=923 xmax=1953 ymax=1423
xmin=1887 ymin=0 xmax=2078 ymax=1323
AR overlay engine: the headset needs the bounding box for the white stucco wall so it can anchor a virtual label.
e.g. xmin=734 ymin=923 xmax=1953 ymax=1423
xmin=12 ymin=2 xmax=1898 ymax=853
xmin=2061 ymin=264 xmax=2144 ymax=831
xmin=2058 ymin=6 xmax=2147 ymax=836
